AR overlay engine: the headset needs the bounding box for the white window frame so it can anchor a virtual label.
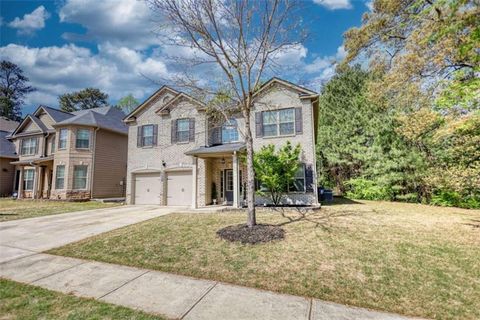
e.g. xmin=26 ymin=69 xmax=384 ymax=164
xmin=176 ymin=119 xmax=190 ymax=143
xmin=262 ymin=108 xmax=295 ymax=137
xmin=21 ymin=137 xmax=37 ymax=156
xmin=142 ymin=125 xmax=155 ymax=147
xmin=221 ymin=119 xmax=239 ymax=144
xmin=55 ymin=165 xmax=65 ymax=190
xmin=73 ymin=165 xmax=88 ymax=190
xmin=23 ymin=169 xmax=35 ymax=190
xmin=58 ymin=128 xmax=68 ymax=150
xmin=75 ymin=129 xmax=90 ymax=149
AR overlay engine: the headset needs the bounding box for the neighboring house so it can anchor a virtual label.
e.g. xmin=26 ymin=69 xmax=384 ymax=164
xmin=124 ymin=78 xmax=319 ymax=208
xmin=7 ymin=106 xmax=128 ymax=200
xmin=0 ymin=117 xmax=20 ymax=196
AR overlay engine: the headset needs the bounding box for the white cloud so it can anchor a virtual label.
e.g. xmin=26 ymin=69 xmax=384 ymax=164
xmin=59 ymin=0 xmax=159 ymax=49
xmin=0 ymin=43 xmax=172 ymax=107
xmin=8 ymin=6 xmax=50 ymax=35
xmin=313 ymin=0 xmax=352 ymax=10
xmin=365 ymin=1 xmax=374 ymax=11
xmin=271 ymin=44 xmax=308 ymax=67
xmin=303 ymin=45 xmax=347 ymax=86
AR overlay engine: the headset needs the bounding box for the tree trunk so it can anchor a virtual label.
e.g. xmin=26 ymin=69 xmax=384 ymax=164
xmin=244 ymin=104 xmax=256 ymax=227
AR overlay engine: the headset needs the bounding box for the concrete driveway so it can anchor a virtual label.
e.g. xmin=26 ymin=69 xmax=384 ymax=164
xmin=0 ymin=205 xmax=179 ymax=263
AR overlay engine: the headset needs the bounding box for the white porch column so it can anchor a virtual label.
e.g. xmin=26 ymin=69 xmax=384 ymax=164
xmin=32 ymin=166 xmax=39 ymax=199
xmin=17 ymin=167 xmax=24 ymax=199
xmin=232 ymin=151 xmax=240 ymax=208
xmin=191 ymin=157 xmax=198 ymax=209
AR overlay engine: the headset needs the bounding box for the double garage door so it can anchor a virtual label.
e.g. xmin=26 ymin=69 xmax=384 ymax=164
xmin=134 ymin=171 xmax=192 ymax=206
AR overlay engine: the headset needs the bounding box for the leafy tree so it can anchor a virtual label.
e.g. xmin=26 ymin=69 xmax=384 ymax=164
xmin=116 ymin=94 xmax=139 ymax=114
xmin=59 ymin=88 xmax=109 ymax=112
xmin=253 ymin=141 xmax=301 ymax=206
xmin=0 ymin=60 xmax=35 ymax=121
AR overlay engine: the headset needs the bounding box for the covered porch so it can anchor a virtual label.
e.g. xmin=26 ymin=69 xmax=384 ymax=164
xmin=11 ymin=156 xmax=54 ymax=199
xmin=186 ymin=143 xmax=246 ymax=209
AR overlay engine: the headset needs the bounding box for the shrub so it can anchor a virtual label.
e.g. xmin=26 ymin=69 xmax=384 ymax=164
xmin=345 ymin=178 xmax=391 ymax=201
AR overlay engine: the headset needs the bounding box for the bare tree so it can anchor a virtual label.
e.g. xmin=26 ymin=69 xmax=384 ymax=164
xmin=148 ymin=0 xmax=305 ymax=227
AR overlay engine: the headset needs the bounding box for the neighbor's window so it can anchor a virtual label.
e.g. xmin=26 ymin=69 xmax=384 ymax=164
xmin=73 ymin=165 xmax=88 ymax=189
xmin=76 ymin=129 xmax=90 ymax=149
xmin=221 ymin=119 xmax=239 ymax=143
xmin=289 ymin=164 xmax=305 ymax=192
xmin=21 ymin=137 xmax=38 ymax=155
xmin=58 ymin=128 xmax=68 ymax=149
xmin=262 ymin=108 xmax=295 ymax=137
xmin=55 ymin=165 xmax=65 ymax=189
xmin=23 ymin=169 xmax=35 ymax=190
xmin=176 ymin=119 xmax=190 ymax=142
xmin=142 ymin=125 xmax=154 ymax=146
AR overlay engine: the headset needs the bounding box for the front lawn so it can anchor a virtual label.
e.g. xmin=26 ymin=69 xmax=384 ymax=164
xmin=0 ymin=279 xmax=164 ymax=320
xmin=49 ymin=199 xmax=480 ymax=319
xmin=0 ymin=199 xmax=121 ymax=222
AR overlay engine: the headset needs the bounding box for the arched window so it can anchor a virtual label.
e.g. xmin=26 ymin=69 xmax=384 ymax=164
xmin=221 ymin=119 xmax=238 ymax=143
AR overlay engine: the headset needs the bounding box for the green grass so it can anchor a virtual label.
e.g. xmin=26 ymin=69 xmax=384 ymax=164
xmin=0 ymin=199 xmax=121 ymax=222
xmin=49 ymin=199 xmax=480 ymax=319
xmin=0 ymin=278 xmax=164 ymax=320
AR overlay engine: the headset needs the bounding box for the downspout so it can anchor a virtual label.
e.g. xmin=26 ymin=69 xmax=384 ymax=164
xmin=310 ymin=96 xmax=320 ymax=205
xmin=89 ymin=127 xmax=100 ymax=199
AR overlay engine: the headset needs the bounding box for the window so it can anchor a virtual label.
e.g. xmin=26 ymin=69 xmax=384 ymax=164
xmin=58 ymin=129 xmax=68 ymax=149
xmin=142 ymin=125 xmax=154 ymax=146
xmin=55 ymin=165 xmax=65 ymax=189
xmin=76 ymin=129 xmax=90 ymax=149
xmin=73 ymin=165 xmax=88 ymax=189
xmin=262 ymin=108 xmax=295 ymax=137
xmin=21 ymin=138 xmax=38 ymax=155
xmin=176 ymin=119 xmax=190 ymax=142
xmin=289 ymin=164 xmax=305 ymax=192
xmin=222 ymin=119 xmax=239 ymax=143
xmin=226 ymin=170 xmax=234 ymax=191
xmin=51 ymin=135 xmax=56 ymax=154
xmin=23 ymin=169 xmax=34 ymax=190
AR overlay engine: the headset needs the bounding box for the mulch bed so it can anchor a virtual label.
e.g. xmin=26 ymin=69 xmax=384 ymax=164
xmin=217 ymin=223 xmax=285 ymax=244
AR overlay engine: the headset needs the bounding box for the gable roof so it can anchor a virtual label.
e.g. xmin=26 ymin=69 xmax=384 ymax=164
xmin=155 ymin=92 xmax=207 ymax=115
xmin=10 ymin=114 xmax=48 ymax=137
xmin=34 ymin=105 xmax=73 ymax=122
xmin=53 ymin=106 xmax=128 ymax=135
xmin=124 ymin=85 xmax=180 ymax=122
xmin=0 ymin=130 xmax=18 ymax=158
xmin=253 ymin=77 xmax=318 ymax=98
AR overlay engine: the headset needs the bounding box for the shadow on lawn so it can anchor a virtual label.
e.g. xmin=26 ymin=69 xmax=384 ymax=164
xmin=321 ymin=196 xmax=364 ymax=206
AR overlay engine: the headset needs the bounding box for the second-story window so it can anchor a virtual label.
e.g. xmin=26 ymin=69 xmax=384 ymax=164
xmin=222 ymin=119 xmax=239 ymax=143
xmin=51 ymin=135 xmax=56 ymax=154
xmin=176 ymin=119 xmax=190 ymax=142
xmin=262 ymin=108 xmax=295 ymax=137
xmin=59 ymin=128 xmax=68 ymax=149
xmin=76 ymin=129 xmax=90 ymax=149
xmin=137 ymin=124 xmax=157 ymax=147
xmin=21 ymin=137 xmax=38 ymax=155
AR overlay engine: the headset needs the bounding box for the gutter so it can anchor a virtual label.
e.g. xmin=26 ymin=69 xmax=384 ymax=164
xmin=89 ymin=127 xmax=100 ymax=198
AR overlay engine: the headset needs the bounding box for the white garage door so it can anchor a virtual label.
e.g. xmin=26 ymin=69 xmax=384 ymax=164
xmin=134 ymin=173 xmax=161 ymax=205
xmin=167 ymin=171 xmax=192 ymax=206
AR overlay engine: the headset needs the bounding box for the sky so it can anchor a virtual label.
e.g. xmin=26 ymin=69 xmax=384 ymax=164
xmin=0 ymin=0 xmax=372 ymax=115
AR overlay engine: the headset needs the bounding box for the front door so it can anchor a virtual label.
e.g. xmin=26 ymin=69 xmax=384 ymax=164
xmin=224 ymin=169 xmax=234 ymax=203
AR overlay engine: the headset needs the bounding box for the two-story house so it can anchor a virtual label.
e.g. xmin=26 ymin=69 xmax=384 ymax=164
xmin=124 ymin=78 xmax=319 ymax=208
xmin=7 ymin=106 xmax=128 ymax=200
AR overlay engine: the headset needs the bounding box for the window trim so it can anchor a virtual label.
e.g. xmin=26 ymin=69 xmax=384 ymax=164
xmin=50 ymin=135 xmax=56 ymax=154
xmin=141 ymin=124 xmax=155 ymax=147
xmin=262 ymin=107 xmax=295 ymax=137
xmin=289 ymin=163 xmax=306 ymax=193
xmin=20 ymin=137 xmax=37 ymax=156
xmin=221 ymin=119 xmax=239 ymax=144
xmin=176 ymin=118 xmax=190 ymax=143
xmin=73 ymin=165 xmax=88 ymax=190
xmin=23 ymin=169 xmax=35 ymax=191
xmin=55 ymin=165 xmax=65 ymax=190
xmin=75 ymin=128 xmax=91 ymax=149
xmin=58 ymin=128 xmax=68 ymax=150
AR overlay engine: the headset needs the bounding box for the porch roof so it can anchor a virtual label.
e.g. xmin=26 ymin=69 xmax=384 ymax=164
xmin=11 ymin=155 xmax=54 ymax=165
xmin=185 ymin=142 xmax=246 ymax=157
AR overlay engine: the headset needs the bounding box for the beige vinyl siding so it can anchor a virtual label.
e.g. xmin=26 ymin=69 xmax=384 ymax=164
xmin=0 ymin=158 xmax=16 ymax=196
xmin=38 ymin=113 xmax=55 ymax=129
xmin=92 ymin=129 xmax=127 ymax=198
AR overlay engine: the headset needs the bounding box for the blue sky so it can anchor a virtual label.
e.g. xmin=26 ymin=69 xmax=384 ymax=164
xmin=0 ymin=0 xmax=371 ymax=115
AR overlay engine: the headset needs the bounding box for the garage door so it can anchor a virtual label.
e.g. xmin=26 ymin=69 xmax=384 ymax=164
xmin=134 ymin=173 xmax=161 ymax=205
xmin=166 ymin=171 xmax=192 ymax=206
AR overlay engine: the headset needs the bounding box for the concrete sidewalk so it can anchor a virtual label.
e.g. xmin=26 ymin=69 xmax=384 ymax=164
xmin=0 ymin=251 xmax=418 ymax=320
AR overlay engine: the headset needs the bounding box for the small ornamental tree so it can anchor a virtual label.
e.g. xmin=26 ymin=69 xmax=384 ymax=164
xmin=253 ymin=141 xmax=301 ymax=206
